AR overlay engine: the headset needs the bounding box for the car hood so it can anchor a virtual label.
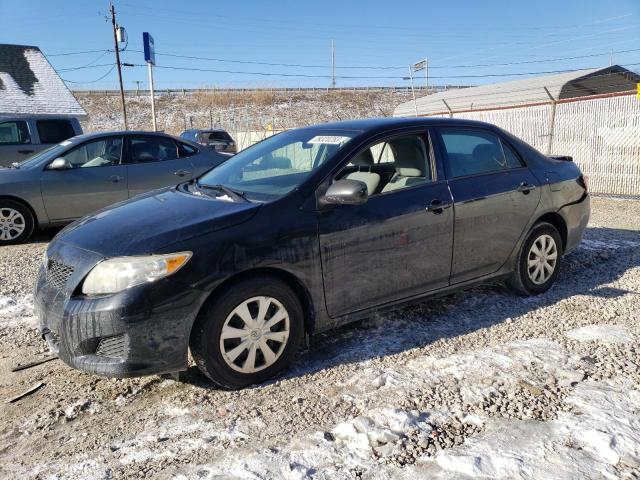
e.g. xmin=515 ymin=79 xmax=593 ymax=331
xmin=55 ymin=186 xmax=261 ymax=257
xmin=0 ymin=166 xmax=29 ymax=181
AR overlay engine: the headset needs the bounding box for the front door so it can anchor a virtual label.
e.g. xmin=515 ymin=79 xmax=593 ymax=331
xmin=40 ymin=135 xmax=128 ymax=222
xmin=125 ymin=135 xmax=195 ymax=197
xmin=318 ymin=133 xmax=454 ymax=318
xmin=435 ymin=127 xmax=541 ymax=283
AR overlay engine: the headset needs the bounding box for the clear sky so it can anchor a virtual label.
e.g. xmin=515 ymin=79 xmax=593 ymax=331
xmin=1 ymin=0 xmax=639 ymax=90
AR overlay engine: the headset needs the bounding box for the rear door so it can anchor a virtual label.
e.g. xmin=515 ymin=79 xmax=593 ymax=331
xmin=435 ymin=127 xmax=541 ymax=284
xmin=0 ymin=120 xmax=37 ymax=166
xmin=125 ymin=135 xmax=195 ymax=197
xmin=40 ymin=135 xmax=128 ymax=221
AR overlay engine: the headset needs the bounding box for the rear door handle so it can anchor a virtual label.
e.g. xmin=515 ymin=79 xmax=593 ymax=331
xmin=109 ymin=175 xmax=124 ymax=183
xmin=18 ymin=149 xmax=34 ymax=154
xmin=426 ymin=199 xmax=452 ymax=214
xmin=517 ymin=182 xmax=537 ymax=193
xmin=174 ymin=169 xmax=192 ymax=177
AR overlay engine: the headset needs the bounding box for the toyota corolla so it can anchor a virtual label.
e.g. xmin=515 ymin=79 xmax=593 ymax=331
xmin=35 ymin=118 xmax=590 ymax=389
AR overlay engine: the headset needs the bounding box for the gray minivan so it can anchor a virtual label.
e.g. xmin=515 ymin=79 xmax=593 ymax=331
xmin=0 ymin=116 xmax=82 ymax=167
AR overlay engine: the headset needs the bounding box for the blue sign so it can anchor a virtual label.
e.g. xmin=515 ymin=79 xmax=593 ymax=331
xmin=143 ymin=32 xmax=155 ymax=65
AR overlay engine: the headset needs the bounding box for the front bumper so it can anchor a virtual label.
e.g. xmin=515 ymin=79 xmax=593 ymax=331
xmin=34 ymin=241 xmax=205 ymax=378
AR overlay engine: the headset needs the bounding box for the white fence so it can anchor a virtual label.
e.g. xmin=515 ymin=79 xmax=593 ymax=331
xmin=431 ymin=92 xmax=640 ymax=196
xmin=232 ymin=92 xmax=640 ymax=196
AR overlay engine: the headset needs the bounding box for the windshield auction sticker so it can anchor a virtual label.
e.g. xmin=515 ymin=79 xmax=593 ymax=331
xmin=307 ymin=135 xmax=350 ymax=145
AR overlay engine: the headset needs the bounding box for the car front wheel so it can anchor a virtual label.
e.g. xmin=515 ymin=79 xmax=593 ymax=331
xmin=0 ymin=200 xmax=34 ymax=245
xmin=508 ymin=221 xmax=563 ymax=295
xmin=190 ymin=275 xmax=304 ymax=389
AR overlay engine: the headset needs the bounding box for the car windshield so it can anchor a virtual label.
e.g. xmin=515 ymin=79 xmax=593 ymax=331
xmin=198 ymin=129 xmax=357 ymax=201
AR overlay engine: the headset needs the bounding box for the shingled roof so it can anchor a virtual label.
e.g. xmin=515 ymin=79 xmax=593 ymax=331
xmin=0 ymin=44 xmax=86 ymax=118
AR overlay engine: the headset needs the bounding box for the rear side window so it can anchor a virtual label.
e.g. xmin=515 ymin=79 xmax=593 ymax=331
xmin=0 ymin=121 xmax=31 ymax=145
xmin=207 ymin=131 xmax=232 ymax=142
xmin=129 ymin=136 xmax=179 ymax=163
xmin=36 ymin=120 xmax=76 ymax=144
xmin=439 ymin=129 xmax=523 ymax=178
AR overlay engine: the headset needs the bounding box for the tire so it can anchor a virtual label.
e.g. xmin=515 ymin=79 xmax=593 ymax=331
xmin=0 ymin=200 xmax=34 ymax=245
xmin=190 ymin=275 xmax=304 ymax=389
xmin=508 ymin=221 xmax=563 ymax=296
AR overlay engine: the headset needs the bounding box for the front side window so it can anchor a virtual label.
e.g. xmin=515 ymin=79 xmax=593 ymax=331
xmin=0 ymin=121 xmax=31 ymax=145
xmin=337 ymin=134 xmax=432 ymax=195
xmin=60 ymin=137 xmax=123 ymax=168
xmin=36 ymin=120 xmax=75 ymax=144
xmin=198 ymin=129 xmax=357 ymax=201
xmin=439 ymin=128 xmax=523 ymax=178
xmin=129 ymin=136 xmax=179 ymax=163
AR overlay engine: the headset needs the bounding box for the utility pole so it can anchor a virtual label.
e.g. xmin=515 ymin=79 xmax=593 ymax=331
xmin=110 ymin=3 xmax=128 ymax=130
xmin=134 ymin=80 xmax=141 ymax=96
xmin=331 ymin=40 xmax=336 ymax=89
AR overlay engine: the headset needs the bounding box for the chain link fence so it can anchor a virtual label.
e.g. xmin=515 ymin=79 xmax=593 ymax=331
xmin=429 ymin=92 xmax=640 ymax=196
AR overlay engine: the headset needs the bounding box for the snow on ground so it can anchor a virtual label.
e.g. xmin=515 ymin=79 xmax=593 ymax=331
xmin=0 ymin=295 xmax=35 ymax=327
xmin=1 ymin=197 xmax=639 ymax=479
xmin=175 ymin=335 xmax=639 ymax=480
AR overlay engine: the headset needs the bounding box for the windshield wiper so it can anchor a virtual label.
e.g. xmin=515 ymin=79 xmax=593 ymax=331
xmin=197 ymin=182 xmax=250 ymax=203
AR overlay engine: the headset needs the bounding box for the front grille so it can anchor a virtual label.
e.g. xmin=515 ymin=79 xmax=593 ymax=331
xmin=95 ymin=334 xmax=129 ymax=358
xmin=47 ymin=259 xmax=74 ymax=289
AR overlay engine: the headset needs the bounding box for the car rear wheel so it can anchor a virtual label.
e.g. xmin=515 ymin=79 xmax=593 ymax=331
xmin=190 ymin=275 xmax=304 ymax=389
xmin=508 ymin=221 xmax=563 ymax=296
xmin=0 ymin=200 xmax=34 ymax=245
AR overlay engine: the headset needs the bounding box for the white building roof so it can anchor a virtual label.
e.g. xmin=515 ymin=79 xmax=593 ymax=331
xmin=394 ymin=66 xmax=639 ymax=117
xmin=0 ymin=44 xmax=87 ymax=118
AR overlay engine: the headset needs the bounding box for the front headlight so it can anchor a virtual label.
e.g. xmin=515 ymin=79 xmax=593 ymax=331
xmin=82 ymin=252 xmax=192 ymax=295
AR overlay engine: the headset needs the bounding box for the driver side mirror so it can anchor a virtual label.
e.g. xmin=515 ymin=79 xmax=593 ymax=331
xmin=47 ymin=158 xmax=71 ymax=170
xmin=319 ymin=179 xmax=368 ymax=208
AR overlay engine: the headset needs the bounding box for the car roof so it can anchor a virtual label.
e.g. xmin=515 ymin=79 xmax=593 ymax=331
xmin=297 ymin=117 xmax=498 ymax=132
xmin=184 ymin=128 xmax=228 ymax=133
xmin=68 ymin=130 xmax=185 ymax=142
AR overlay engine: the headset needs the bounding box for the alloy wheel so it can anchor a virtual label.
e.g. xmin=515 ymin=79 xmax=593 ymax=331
xmin=219 ymin=296 xmax=290 ymax=374
xmin=527 ymin=234 xmax=558 ymax=285
xmin=0 ymin=208 xmax=26 ymax=241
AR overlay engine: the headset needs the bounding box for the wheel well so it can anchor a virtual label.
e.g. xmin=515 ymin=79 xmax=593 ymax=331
xmin=0 ymin=195 xmax=38 ymax=226
xmin=194 ymin=267 xmax=316 ymax=335
xmin=535 ymin=212 xmax=567 ymax=250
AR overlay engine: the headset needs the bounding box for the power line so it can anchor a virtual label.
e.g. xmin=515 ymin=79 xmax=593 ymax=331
xmin=121 ymin=47 xmax=640 ymax=71
xmin=123 ymin=61 xmax=640 ymax=80
xmin=46 ymin=49 xmax=110 ymax=57
xmin=62 ymin=65 xmax=116 ymax=84
xmin=58 ymin=63 xmax=115 ymax=72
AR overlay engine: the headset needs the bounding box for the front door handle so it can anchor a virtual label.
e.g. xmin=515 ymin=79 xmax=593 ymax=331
xmin=174 ymin=169 xmax=192 ymax=177
xmin=426 ymin=199 xmax=452 ymax=214
xmin=109 ymin=175 xmax=125 ymax=183
xmin=517 ymin=182 xmax=537 ymax=193
xmin=18 ymin=149 xmax=34 ymax=154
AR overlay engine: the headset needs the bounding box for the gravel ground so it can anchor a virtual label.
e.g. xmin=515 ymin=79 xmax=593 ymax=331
xmin=0 ymin=196 xmax=639 ymax=479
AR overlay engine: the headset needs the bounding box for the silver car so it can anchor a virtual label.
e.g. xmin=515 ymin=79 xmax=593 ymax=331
xmin=0 ymin=131 xmax=228 ymax=244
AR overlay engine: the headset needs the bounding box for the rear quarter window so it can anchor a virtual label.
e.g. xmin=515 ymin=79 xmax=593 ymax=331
xmin=36 ymin=120 xmax=76 ymax=144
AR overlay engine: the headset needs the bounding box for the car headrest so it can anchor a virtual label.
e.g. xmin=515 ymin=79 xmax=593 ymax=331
xmin=262 ymin=155 xmax=291 ymax=169
xmin=350 ymin=149 xmax=374 ymax=167
xmin=472 ymin=143 xmax=504 ymax=168
xmin=389 ymin=137 xmax=427 ymax=177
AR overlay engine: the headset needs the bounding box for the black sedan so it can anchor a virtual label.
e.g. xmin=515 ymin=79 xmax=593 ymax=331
xmin=35 ymin=118 xmax=590 ymax=389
